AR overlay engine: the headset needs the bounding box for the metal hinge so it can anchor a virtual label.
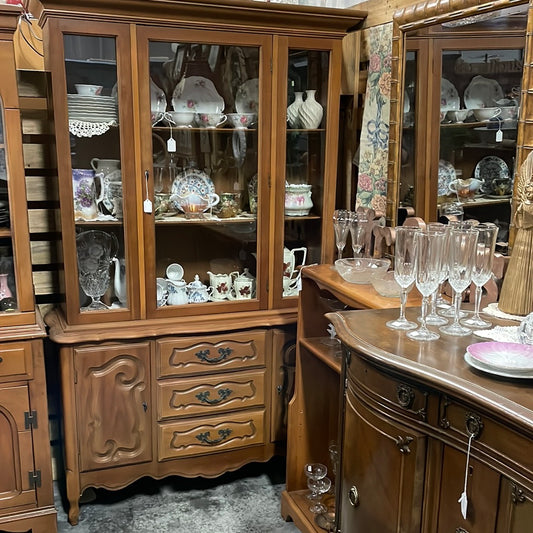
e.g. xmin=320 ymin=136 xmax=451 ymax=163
xmin=28 ymin=470 xmax=41 ymax=488
xmin=24 ymin=410 xmax=38 ymax=429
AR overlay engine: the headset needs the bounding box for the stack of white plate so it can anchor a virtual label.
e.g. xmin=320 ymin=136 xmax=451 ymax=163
xmin=67 ymin=94 xmax=118 ymax=123
xmin=464 ymin=341 xmax=533 ymax=379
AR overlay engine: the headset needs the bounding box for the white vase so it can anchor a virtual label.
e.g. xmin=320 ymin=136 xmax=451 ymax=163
xmin=287 ymin=91 xmax=303 ymax=128
xmin=299 ymin=89 xmax=323 ymax=129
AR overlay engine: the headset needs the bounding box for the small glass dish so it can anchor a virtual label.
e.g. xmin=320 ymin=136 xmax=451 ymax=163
xmin=334 ymin=258 xmax=390 ymax=284
xmin=371 ymin=270 xmax=402 ymax=298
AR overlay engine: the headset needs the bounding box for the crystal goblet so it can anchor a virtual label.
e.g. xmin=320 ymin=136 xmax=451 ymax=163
xmin=333 ymin=210 xmax=352 ymax=260
xmin=308 ymin=476 xmax=332 ymax=514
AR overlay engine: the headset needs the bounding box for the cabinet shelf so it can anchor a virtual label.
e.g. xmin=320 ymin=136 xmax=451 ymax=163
xmin=152 ymin=126 xmax=258 ymax=133
xmin=300 ymin=337 xmax=342 ymax=374
xmin=0 ymin=228 xmax=11 ymax=238
xmin=154 ymin=214 xmax=256 ymax=224
xmin=281 ymin=490 xmax=325 ymax=533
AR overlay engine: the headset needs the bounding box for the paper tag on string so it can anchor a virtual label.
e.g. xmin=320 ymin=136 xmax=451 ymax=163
xmin=458 ymin=433 xmax=474 ymax=520
xmin=143 ymin=198 xmax=152 ymax=213
xmin=167 ymin=137 xmax=176 ymax=152
xmin=496 ymin=129 xmax=503 ymax=143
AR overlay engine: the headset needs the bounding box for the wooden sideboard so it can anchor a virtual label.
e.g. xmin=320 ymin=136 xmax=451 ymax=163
xmin=328 ymin=307 xmax=533 ymax=533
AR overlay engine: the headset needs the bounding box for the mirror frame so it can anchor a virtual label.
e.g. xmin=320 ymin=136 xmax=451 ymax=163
xmin=387 ymin=0 xmax=532 ymax=239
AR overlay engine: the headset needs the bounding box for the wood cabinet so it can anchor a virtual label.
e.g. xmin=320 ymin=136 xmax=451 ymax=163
xmin=28 ymin=0 xmax=366 ymax=525
xmin=329 ymin=307 xmax=533 ymax=533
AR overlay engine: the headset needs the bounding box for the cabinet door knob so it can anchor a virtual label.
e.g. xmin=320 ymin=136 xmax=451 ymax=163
xmin=348 ymin=485 xmax=360 ymax=507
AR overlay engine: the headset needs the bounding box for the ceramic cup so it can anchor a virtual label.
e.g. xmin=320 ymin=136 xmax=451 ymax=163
xmin=232 ymin=277 xmax=254 ymax=299
xmin=227 ymin=113 xmax=257 ymax=129
xmin=473 ymin=107 xmax=501 ymax=122
xmin=156 ymin=277 xmax=168 ymax=307
xmin=167 ymin=111 xmax=196 ymax=127
xmin=166 ymin=263 xmax=184 ymax=281
xmin=75 ymin=84 xmax=103 ymax=96
xmin=196 ymin=112 xmax=227 ymax=128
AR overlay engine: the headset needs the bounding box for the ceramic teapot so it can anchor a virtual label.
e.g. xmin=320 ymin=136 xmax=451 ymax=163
xmin=230 ymin=268 xmax=256 ymax=299
xmin=187 ymin=275 xmax=211 ymax=303
xmin=112 ymin=257 xmax=127 ymax=306
xmin=207 ymin=270 xmax=239 ymax=300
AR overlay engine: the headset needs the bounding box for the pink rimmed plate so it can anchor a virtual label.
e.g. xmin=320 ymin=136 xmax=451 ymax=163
xmin=467 ymin=342 xmax=533 ymax=373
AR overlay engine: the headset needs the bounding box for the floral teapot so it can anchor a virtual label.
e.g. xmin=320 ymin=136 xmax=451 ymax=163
xmin=207 ymin=270 xmax=239 ymax=300
xmin=187 ymin=274 xmax=211 ymax=303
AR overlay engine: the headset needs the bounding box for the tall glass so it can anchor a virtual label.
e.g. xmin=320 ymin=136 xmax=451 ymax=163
xmin=439 ymin=228 xmax=478 ymax=336
xmin=349 ymin=213 xmax=367 ymax=258
xmin=333 ymin=210 xmax=352 ymax=260
xmin=407 ymin=230 xmax=446 ymax=341
xmin=386 ymin=226 xmax=418 ymax=330
xmin=461 ymin=223 xmax=498 ymax=329
xmin=424 ymin=223 xmax=449 ymax=325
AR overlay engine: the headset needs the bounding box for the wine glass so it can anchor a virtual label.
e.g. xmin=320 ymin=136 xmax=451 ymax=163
xmin=439 ymin=227 xmax=478 ymax=336
xmin=304 ymin=462 xmax=327 ymax=500
xmin=333 ymin=210 xmax=351 ymax=260
xmin=386 ymin=226 xmax=419 ymax=330
xmin=407 ymin=230 xmax=446 ymax=341
xmin=349 ymin=214 xmax=367 ymax=258
xmin=461 ymin=223 xmax=498 ymax=329
xmin=308 ymin=477 xmax=332 ymax=514
xmin=424 ymin=223 xmax=449 ymax=326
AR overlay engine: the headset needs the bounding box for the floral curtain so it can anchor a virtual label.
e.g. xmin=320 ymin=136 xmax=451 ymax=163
xmin=355 ymin=23 xmax=393 ymax=215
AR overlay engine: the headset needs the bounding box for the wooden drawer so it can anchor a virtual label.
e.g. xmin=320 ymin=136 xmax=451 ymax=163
xmin=439 ymin=397 xmax=533 ymax=480
xmin=347 ymin=351 xmax=434 ymax=424
xmin=0 ymin=342 xmax=32 ymax=380
xmin=158 ymin=409 xmax=265 ymax=461
xmin=157 ymin=369 xmax=266 ymax=421
xmin=157 ymin=330 xmax=266 ymax=378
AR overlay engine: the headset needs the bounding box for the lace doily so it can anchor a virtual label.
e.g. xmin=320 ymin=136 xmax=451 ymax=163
xmin=69 ymin=120 xmax=118 ymax=138
xmin=482 ymin=302 xmax=525 ymax=322
xmin=473 ymin=325 xmax=520 ymax=343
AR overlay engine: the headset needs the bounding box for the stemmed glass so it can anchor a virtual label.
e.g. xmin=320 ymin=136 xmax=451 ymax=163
xmin=424 ymin=223 xmax=449 ymax=326
xmin=461 ymin=223 xmax=498 ymax=329
xmin=349 ymin=214 xmax=367 ymax=258
xmin=407 ymin=229 xmax=446 ymax=341
xmin=333 ymin=210 xmax=351 ymax=260
xmin=308 ymin=477 xmax=332 ymax=514
xmin=304 ymin=463 xmax=327 ymax=500
xmin=439 ymin=227 xmax=478 ymax=336
xmin=386 ymin=226 xmax=418 ymax=330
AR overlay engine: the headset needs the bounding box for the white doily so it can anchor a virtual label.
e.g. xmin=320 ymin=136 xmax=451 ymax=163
xmin=482 ymin=302 xmax=525 ymax=322
xmin=473 ymin=325 xmax=520 ymax=343
xmin=69 ymin=120 xmax=118 ymax=137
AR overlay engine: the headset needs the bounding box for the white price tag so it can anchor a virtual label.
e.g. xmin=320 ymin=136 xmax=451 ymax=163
xmin=167 ymin=137 xmax=176 ymax=152
xmin=496 ymin=129 xmax=503 ymax=142
xmin=143 ymin=198 xmax=153 ymax=213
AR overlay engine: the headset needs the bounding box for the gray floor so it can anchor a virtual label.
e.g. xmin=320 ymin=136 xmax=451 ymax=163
xmin=55 ymin=456 xmax=299 ymax=532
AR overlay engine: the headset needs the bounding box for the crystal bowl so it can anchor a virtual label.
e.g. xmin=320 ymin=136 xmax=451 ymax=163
xmin=371 ymin=270 xmax=402 ymax=297
xmin=335 ymin=258 xmax=390 ymax=284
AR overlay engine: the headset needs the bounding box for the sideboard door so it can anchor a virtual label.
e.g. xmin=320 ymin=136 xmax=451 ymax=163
xmin=74 ymin=343 xmax=152 ymax=472
xmin=339 ymin=382 xmax=426 ymax=533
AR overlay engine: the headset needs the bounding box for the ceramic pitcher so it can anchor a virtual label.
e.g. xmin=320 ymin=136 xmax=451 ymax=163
xmin=72 ymin=169 xmax=102 ymax=220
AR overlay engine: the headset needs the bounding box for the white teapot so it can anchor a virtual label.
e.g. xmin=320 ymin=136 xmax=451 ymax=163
xmin=167 ymin=279 xmax=188 ymax=305
xmin=187 ymin=275 xmax=211 ymax=303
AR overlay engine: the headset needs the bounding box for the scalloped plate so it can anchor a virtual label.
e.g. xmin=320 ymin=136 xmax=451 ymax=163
xmin=235 ymin=78 xmax=259 ymax=114
xmin=438 ymin=159 xmax=456 ymax=196
xmin=441 ymin=78 xmax=460 ymax=111
xmin=172 ymin=75 xmax=224 ymax=114
xmin=464 ymin=75 xmax=504 ymax=109
xmin=467 ymin=341 xmax=533 ymax=373
xmin=171 ymin=167 xmax=215 ymax=197
xmin=474 ymin=156 xmax=510 ymax=182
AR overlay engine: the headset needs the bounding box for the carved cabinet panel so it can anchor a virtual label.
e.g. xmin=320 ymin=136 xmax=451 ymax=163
xmin=74 ymin=342 xmax=151 ymax=472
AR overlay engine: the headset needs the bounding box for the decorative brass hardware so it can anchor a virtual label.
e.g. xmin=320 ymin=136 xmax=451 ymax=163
xmin=195 ymin=347 xmax=233 ymax=364
xmin=439 ymin=397 xmax=451 ymax=429
xmin=196 ymin=428 xmax=232 ymax=445
xmin=396 ymin=384 xmax=415 ymax=409
xmin=196 ymin=388 xmax=232 ymax=405
xmin=395 ymin=435 xmax=414 ymax=454
xmin=511 ymin=483 xmax=526 ymax=504
xmin=465 ymin=412 xmax=483 ymax=439
xmin=348 ymin=485 xmax=360 ymax=507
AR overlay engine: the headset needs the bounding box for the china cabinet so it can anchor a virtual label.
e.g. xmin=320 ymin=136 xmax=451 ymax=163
xmin=0 ymin=4 xmax=56 ymax=533
xmin=328 ymin=307 xmax=533 ymax=533
xmin=29 ymin=0 xmax=366 ymax=525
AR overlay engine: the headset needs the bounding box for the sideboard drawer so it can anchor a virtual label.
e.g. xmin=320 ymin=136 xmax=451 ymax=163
xmin=158 ymin=409 xmax=265 ymax=460
xmin=156 ymin=330 xmax=266 ymax=378
xmin=0 ymin=342 xmax=32 ymax=380
xmin=157 ymin=369 xmax=266 ymax=421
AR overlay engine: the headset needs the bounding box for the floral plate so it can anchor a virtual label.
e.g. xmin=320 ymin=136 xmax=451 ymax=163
xmin=235 ymin=78 xmax=259 ymax=114
xmin=474 ymin=156 xmax=510 ymax=182
xmin=464 ymin=75 xmax=504 ymax=109
xmin=438 ymin=159 xmax=456 ymax=196
xmin=171 ymin=166 xmax=216 ymax=197
xmin=467 ymin=341 xmax=533 ymax=373
xmin=172 ymin=75 xmax=224 ymax=113
xmin=440 ymin=78 xmax=460 ymax=111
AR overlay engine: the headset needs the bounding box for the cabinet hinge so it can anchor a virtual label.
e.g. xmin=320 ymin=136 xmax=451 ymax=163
xmin=28 ymin=470 xmax=42 ymax=488
xmin=24 ymin=410 xmax=38 ymax=429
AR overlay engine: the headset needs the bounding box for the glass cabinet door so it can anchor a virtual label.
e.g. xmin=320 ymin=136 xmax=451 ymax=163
xmin=49 ymin=22 xmax=138 ymax=323
xmin=137 ymin=28 xmax=271 ymax=316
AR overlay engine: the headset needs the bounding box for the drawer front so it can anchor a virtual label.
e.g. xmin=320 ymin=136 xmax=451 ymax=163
xmin=0 ymin=342 xmax=32 ymax=380
xmin=157 ymin=369 xmax=266 ymax=420
xmin=348 ymin=351 xmax=433 ymax=424
xmin=439 ymin=397 xmax=532 ymax=477
xmin=157 ymin=330 xmax=266 ymax=378
xmin=158 ymin=409 xmax=265 ymax=460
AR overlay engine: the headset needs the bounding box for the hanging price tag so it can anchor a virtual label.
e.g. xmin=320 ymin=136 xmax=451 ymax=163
xmin=144 ymin=198 xmax=153 ymax=213
xmin=496 ymin=129 xmax=503 ymax=143
xmin=167 ymin=137 xmax=176 ymax=152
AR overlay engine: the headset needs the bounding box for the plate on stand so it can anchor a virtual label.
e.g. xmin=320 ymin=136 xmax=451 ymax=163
xmin=235 ymin=78 xmax=259 ymax=114
xmin=441 ymin=78 xmax=460 ymax=111
xmin=464 ymin=75 xmax=504 ymax=109
xmin=172 ymin=75 xmax=225 ymax=113
xmin=438 ymin=159 xmax=456 ymax=196
xmin=474 ymin=156 xmax=510 ymax=182
xmin=171 ymin=166 xmax=216 ymax=197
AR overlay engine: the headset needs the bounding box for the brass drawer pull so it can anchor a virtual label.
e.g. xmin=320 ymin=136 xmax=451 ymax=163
xmin=195 ymin=428 xmax=232 ymax=445
xmin=396 ymin=384 xmax=415 ymax=409
xmin=465 ymin=412 xmax=483 ymax=439
xmin=196 ymin=388 xmax=232 ymax=405
xmin=195 ymin=347 xmax=233 ymax=364
xmin=348 ymin=485 xmax=360 ymax=507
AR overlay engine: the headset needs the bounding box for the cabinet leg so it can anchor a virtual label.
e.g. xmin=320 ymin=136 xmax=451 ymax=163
xmin=66 ymin=470 xmax=81 ymax=525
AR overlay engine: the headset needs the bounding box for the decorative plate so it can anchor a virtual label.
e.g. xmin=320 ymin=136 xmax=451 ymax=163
xmin=464 ymin=75 xmax=504 ymax=109
xmin=464 ymin=352 xmax=533 ymax=379
xmin=438 ymin=159 xmax=456 ymax=196
xmin=171 ymin=166 xmax=215 ymax=197
xmin=474 ymin=156 xmax=510 ymax=182
xmin=172 ymin=75 xmax=225 ymax=114
xmin=235 ymin=78 xmax=259 ymax=114
xmin=440 ymin=78 xmax=460 ymax=111
xmin=467 ymin=342 xmax=533 ymax=372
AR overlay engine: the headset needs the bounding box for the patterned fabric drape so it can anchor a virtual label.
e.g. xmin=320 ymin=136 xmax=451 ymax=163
xmin=355 ymin=23 xmax=393 ymax=215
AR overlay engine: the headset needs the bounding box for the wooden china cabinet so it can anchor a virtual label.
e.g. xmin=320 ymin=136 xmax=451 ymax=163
xmin=29 ymin=0 xmax=366 ymax=525
xmin=0 ymin=4 xmax=56 ymax=533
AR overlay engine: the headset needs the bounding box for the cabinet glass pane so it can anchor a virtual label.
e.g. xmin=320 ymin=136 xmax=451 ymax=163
xmin=438 ymin=47 xmax=521 ymax=241
xmin=149 ymin=41 xmax=259 ymax=306
xmin=283 ymin=49 xmax=328 ymax=298
xmin=63 ymin=35 xmax=127 ymax=311
xmin=0 ymin=100 xmax=17 ymax=313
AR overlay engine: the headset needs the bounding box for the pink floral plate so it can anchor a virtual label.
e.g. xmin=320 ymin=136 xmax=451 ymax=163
xmin=466 ymin=342 xmax=533 ymax=373
xmin=464 ymin=352 xmax=533 ymax=379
